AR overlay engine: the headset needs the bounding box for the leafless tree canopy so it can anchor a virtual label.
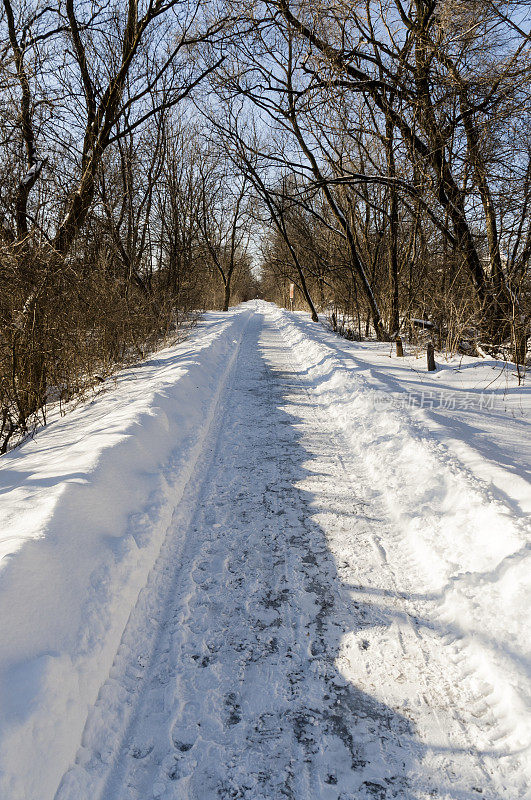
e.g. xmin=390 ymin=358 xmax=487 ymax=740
xmin=0 ymin=0 xmax=529 ymax=448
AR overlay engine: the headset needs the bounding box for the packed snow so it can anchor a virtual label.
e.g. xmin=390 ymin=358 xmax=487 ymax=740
xmin=0 ymin=300 xmax=528 ymax=799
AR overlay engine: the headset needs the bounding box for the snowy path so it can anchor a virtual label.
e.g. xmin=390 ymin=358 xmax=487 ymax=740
xmin=54 ymin=308 xmax=528 ymax=800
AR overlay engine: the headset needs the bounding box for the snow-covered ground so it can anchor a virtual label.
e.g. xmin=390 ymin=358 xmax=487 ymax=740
xmin=0 ymin=301 xmax=529 ymax=799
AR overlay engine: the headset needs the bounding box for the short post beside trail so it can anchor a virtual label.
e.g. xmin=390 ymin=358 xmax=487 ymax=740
xmin=427 ymin=342 xmax=436 ymax=371
xmin=395 ymin=336 xmax=404 ymax=357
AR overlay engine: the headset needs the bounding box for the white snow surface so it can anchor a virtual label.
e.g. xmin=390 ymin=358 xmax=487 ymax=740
xmin=0 ymin=300 xmax=529 ymax=800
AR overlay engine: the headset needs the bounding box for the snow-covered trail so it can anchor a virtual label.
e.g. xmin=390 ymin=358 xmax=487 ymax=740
xmin=54 ymin=307 xmax=527 ymax=800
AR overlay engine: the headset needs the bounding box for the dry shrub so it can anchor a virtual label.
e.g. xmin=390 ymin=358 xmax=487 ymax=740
xmin=0 ymin=245 xmax=178 ymax=452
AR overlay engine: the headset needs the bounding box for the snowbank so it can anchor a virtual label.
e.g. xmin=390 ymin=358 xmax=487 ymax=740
xmin=0 ymin=307 xmax=251 ymax=800
xmin=273 ymin=305 xmax=531 ymax=760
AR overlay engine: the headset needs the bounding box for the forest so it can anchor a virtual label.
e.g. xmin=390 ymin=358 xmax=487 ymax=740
xmin=1 ymin=0 xmax=529 ymax=451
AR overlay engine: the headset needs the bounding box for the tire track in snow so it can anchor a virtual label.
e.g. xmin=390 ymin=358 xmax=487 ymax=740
xmin=274 ymin=322 xmax=463 ymax=797
xmin=54 ymin=309 xmax=253 ymax=800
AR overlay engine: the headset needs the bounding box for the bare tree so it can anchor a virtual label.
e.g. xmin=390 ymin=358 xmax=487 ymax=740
xmin=197 ymin=153 xmax=253 ymax=311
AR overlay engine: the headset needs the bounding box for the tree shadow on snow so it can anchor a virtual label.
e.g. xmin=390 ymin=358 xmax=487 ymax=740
xmin=231 ymin=322 xmax=506 ymax=800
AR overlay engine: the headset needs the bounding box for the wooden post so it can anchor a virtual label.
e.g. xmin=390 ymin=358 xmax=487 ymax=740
xmin=427 ymin=342 xmax=436 ymax=371
xmin=395 ymin=336 xmax=404 ymax=357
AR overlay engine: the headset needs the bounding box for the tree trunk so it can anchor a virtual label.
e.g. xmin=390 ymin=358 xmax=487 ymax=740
xmin=385 ymin=117 xmax=400 ymax=337
xmin=222 ymin=278 xmax=231 ymax=312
